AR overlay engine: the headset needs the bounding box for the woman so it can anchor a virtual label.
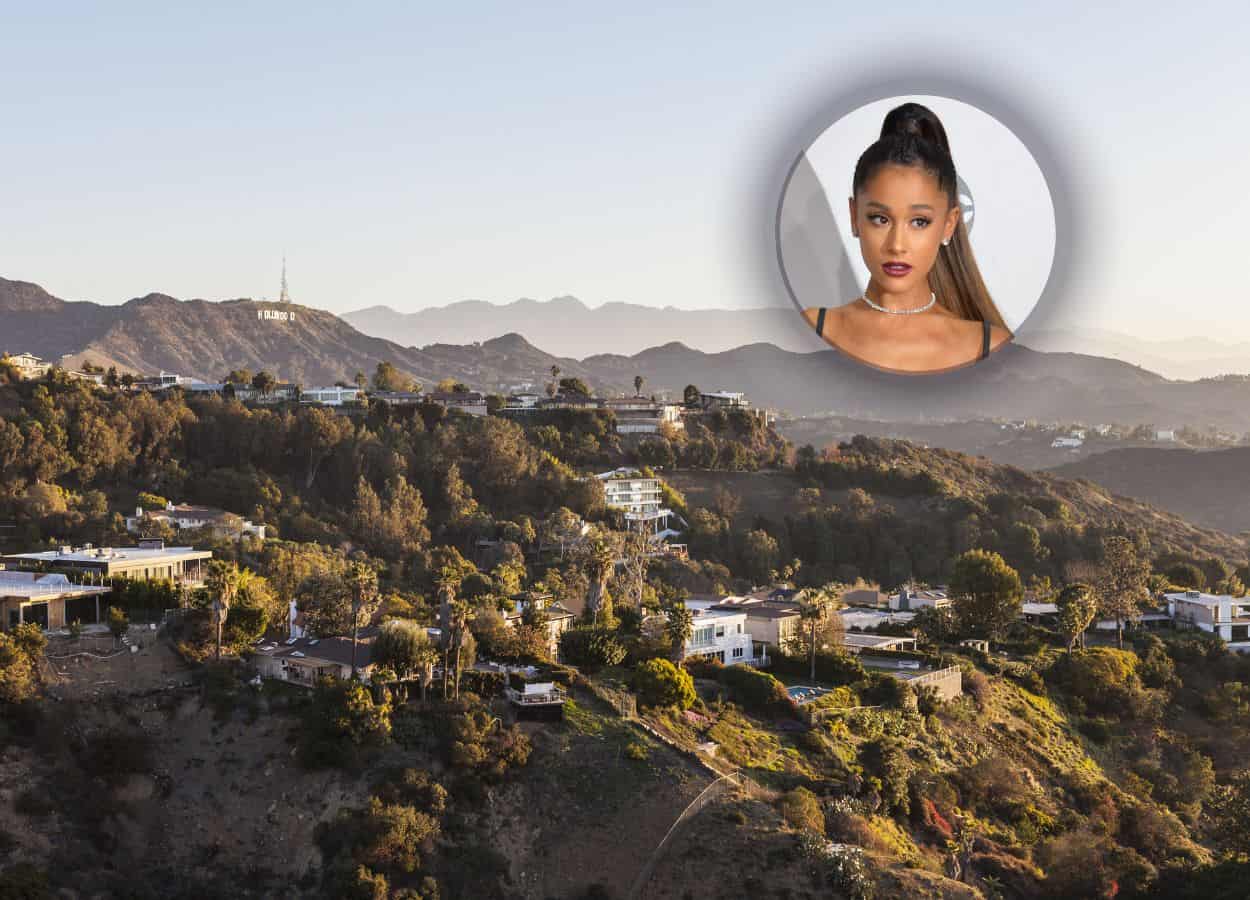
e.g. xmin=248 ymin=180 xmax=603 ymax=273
xmin=802 ymin=102 xmax=1012 ymax=373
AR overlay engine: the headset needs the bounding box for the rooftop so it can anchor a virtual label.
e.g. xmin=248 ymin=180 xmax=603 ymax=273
xmin=253 ymin=628 xmax=380 ymax=668
xmin=0 ymin=571 xmax=111 ymax=598
xmin=1166 ymin=591 xmax=1242 ymax=607
xmin=3 ymin=545 xmax=212 ymax=564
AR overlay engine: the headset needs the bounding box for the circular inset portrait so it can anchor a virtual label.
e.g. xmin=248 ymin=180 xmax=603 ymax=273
xmin=776 ymin=95 xmax=1057 ymax=374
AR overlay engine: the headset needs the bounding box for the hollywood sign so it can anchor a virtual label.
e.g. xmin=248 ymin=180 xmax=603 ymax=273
xmin=257 ymin=309 xmax=296 ymax=322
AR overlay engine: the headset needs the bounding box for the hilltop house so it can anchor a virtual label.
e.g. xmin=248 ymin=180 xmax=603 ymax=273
xmin=126 ymin=502 xmax=266 ymax=541
xmin=251 ymin=628 xmax=379 ymax=685
xmin=371 ymin=390 xmax=425 ymax=407
xmin=594 ymin=467 xmax=677 ymax=538
xmin=1165 ymin=590 xmax=1250 ymax=652
xmin=2 ymin=353 xmax=52 ymax=380
xmin=505 ymin=594 xmax=576 ymax=658
xmin=426 ymin=390 xmax=488 ymax=416
xmin=601 ymin=397 xmax=685 ymax=435
xmin=710 ymin=596 xmax=802 ymax=654
xmin=0 ymin=570 xmax=112 ymax=632
xmin=697 ymin=391 xmax=749 ymax=411
xmin=2 ymin=542 xmax=212 ymax=587
xmin=684 ymin=606 xmax=769 ymax=667
xmin=888 ymin=586 xmax=951 ymax=612
xmin=300 ymin=386 xmax=361 ymax=406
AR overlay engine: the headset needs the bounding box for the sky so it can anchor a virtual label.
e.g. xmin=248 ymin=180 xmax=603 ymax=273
xmin=2 ymin=2 xmax=1249 ymax=342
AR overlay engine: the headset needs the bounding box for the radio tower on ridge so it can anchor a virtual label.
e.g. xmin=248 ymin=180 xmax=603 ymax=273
xmin=279 ymin=256 xmax=291 ymax=304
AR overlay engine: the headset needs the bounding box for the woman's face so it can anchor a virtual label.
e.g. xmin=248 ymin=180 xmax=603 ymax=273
xmin=849 ymin=164 xmax=961 ymax=297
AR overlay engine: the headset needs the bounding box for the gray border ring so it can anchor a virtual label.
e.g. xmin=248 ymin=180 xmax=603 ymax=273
xmin=769 ymin=73 xmax=1079 ymax=356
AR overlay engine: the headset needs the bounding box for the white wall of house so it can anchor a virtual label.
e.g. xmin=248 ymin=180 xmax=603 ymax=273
xmin=684 ymin=609 xmax=764 ymax=666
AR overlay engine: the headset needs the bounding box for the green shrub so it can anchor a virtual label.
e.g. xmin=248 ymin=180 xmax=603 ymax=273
xmin=559 ymin=626 xmax=627 ymax=668
xmin=719 ymin=665 xmax=798 ymax=719
xmin=634 ymin=658 xmax=696 ymax=710
xmin=780 ymin=786 xmax=825 ymax=833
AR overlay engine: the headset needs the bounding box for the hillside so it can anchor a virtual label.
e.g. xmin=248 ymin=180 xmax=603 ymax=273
xmin=1052 ymin=446 xmax=1250 ymax=536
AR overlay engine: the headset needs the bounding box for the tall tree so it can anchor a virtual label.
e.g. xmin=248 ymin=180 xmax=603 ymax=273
xmin=436 ymin=567 xmax=475 ymax=700
xmin=1094 ymin=535 xmax=1151 ymax=649
xmin=374 ymin=619 xmax=438 ymax=703
xmin=791 ymin=583 xmax=845 ymax=682
xmin=683 ymin=384 xmax=701 ymax=407
xmin=582 ymin=536 xmax=616 ymax=625
xmin=251 ymin=370 xmax=276 ymax=397
xmin=634 ymin=374 xmax=645 ymax=397
xmin=346 ymin=561 xmax=380 ymax=679
xmin=206 ymin=560 xmax=240 ymax=662
xmin=949 ymin=549 xmax=1023 ymax=641
xmin=664 ymin=602 xmax=694 ymax=663
xmin=1056 ymin=582 xmax=1098 ymax=653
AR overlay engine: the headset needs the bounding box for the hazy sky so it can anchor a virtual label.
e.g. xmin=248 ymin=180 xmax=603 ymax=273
xmin=2 ymin=3 xmax=1248 ymax=342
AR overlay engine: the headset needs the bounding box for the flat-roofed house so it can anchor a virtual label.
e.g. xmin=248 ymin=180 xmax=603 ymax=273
xmin=602 ymin=397 xmax=685 ymax=435
xmin=426 ymin=391 xmax=488 ymax=416
xmin=1166 ymin=590 xmax=1250 ymax=652
xmin=2 ymin=543 xmax=212 ymax=587
xmin=0 ymin=570 xmax=111 ymax=632
xmin=888 ymin=586 xmax=951 ymax=612
xmin=684 ymin=606 xmax=769 ymax=667
xmin=595 ymin=467 xmax=676 ymax=537
xmin=2 ymin=353 xmax=52 ymax=380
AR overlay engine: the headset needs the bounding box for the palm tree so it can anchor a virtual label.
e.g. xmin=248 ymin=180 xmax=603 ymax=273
xmin=346 ymin=561 xmax=379 ymax=679
xmin=206 ymin=560 xmax=240 ymax=662
xmin=634 ymin=374 xmax=645 ymax=397
xmin=584 ymin=537 xmax=615 ymax=624
xmin=796 ymin=584 xmax=843 ymax=682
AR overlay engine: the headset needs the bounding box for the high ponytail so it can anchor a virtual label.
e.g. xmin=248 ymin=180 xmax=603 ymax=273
xmin=853 ymin=103 xmax=1010 ymax=332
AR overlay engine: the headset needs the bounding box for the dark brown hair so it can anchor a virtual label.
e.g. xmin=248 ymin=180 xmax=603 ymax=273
xmin=853 ymin=102 xmax=1010 ymax=331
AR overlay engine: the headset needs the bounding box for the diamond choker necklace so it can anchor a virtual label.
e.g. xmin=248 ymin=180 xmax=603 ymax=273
xmin=861 ymin=291 xmax=936 ymax=315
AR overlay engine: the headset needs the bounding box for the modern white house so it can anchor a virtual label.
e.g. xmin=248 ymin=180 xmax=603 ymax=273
xmin=300 ymin=385 xmax=361 ymax=406
xmin=125 ymin=502 xmax=266 ymax=540
xmin=426 ymin=390 xmax=488 ymax=416
xmin=594 ymin=467 xmax=677 ymax=538
xmin=1165 ymin=590 xmax=1250 ymax=651
xmin=698 ymin=391 xmax=749 ymax=410
xmin=684 ymin=607 xmax=769 ymax=667
xmin=888 ymin=586 xmax=951 ymax=612
xmin=601 ymin=397 xmax=685 ymax=435
xmin=0 ymin=571 xmax=112 ymax=632
xmin=2 ymin=353 xmax=52 ymax=380
xmin=1051 ymin=436 xmax=1083 ymax=449
xmin=2 ymin=543 xmax=212 ymax=587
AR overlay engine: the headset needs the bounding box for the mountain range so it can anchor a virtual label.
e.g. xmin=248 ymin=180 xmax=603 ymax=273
xmin=343 ymin=297 xmax=816 ymax=358
xmin=345 ymin=298 xmax=1250 ymax=381
xmin=5 ymin=275 xmax=1250 ymax=432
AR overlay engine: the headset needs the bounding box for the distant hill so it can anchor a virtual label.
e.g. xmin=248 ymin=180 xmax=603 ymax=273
xmin=1052 ymin=446 xmax=1250 ymax=536
xmin=0 ymin=276 xmax=606 ymax=389
xmin=6 ymin=275 xmax=1250 ymax=432
xmin=343 ymin=297 xmax=815 ymax=357
xmin=1020 ymin=326 xmax=1250 ymax=380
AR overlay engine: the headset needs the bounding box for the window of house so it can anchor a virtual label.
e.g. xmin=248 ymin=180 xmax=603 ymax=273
xmin=736 ymin=624 xmax=742 ymax=633
xmin=732 ymin=647 xmax=744 ymax=658
xmin=1232 ymin=625 xmax=1249 ymax=642
xmin=715 ymin=625 xmax=725 ymax=638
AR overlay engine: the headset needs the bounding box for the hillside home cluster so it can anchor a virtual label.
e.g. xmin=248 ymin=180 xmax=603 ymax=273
xmin=1 ymin=352 xmax=104 ymax=385
xmin=125 ymin=502 xmax=266 ymax=541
